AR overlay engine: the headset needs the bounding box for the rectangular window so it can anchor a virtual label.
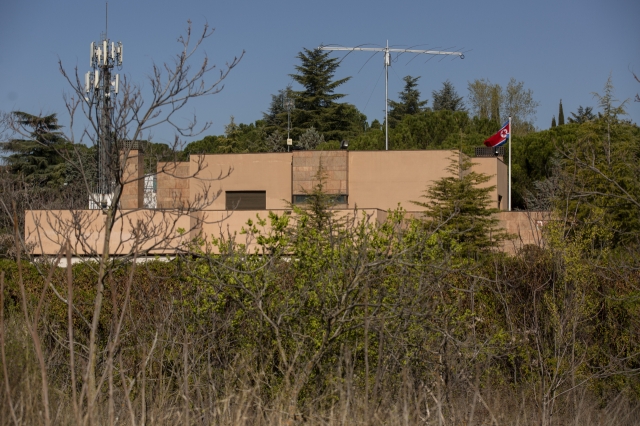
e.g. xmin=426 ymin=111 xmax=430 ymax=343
xmin=293 ymin=194 xmax=348 ymax=205
xmin=226 ymin=191 xmax=266 ymax=210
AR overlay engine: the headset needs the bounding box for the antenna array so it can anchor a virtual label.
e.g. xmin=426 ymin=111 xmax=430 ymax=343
xmin=319 ymin=42 xmax=464 ymax=150
xmin=85 ymin=32 xmax=123 ymax=203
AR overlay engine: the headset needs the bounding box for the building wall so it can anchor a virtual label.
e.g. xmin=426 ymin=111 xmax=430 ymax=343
xmin=187 ymin=150 xmax=506 ymax=212
xmin=347 ymin=150 xmax=455 ymax=211
xmin=120 ymin=150 xmax=145 ymax=209
xmin=469 ymin=156 xmax=508 ymax=211
xmin=292 ymin=151 xmax=348 ymax=195
xmin=25 ymin=209 xmax=192 ymax=255
xmin=190 ymin=153 xmax=293 ymax=210
xmin=156 ymin=161 xmax=190 ymax=208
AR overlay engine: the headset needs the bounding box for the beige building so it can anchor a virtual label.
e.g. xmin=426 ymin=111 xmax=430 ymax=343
xmin=25 ymin=149 xmax=546 ymax=257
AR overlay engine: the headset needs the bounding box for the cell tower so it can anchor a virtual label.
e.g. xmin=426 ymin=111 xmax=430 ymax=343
xmin=85 ymin=5 xmax=123 ymax=207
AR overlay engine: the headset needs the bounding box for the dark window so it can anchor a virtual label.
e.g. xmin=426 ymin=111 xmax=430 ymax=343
xmin=226 ymin=191 xmax=266 ymax=210
xmin=293 ymin=194 xmax=348 ymax=205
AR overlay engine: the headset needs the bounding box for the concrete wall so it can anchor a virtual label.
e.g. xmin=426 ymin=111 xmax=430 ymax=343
xmin=190 ymin=153 xmax=293 ymax=210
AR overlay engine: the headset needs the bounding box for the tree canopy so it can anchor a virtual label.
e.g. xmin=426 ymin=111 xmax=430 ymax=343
xmin=432 ymin=80 xmax=466 ymax=112
xmin=388 ymin=75 xmax=428 ymax=128
xmin=1 ymin=112 xmax=69 ymax=187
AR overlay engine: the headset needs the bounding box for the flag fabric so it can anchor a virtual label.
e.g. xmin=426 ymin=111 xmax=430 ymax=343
xmin=483 ymin=121 xmax=510 ymax=148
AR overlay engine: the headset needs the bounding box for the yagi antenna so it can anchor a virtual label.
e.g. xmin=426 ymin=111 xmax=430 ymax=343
xmin=319 ymin=41 xmax=464 ymax=150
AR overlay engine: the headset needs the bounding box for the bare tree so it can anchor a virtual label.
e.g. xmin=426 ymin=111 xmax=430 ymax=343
xmin=4 ymin=21 xmax=242 ymax=425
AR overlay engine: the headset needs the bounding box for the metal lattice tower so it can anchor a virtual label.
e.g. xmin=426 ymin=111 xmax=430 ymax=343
xmin=85 ymin=12 xmax=122 ymax=204
xmin=319 ymin=42 xmax=464 ymax=150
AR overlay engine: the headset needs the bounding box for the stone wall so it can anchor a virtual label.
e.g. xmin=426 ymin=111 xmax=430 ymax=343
xmin=156 ymin=161 xmax=190 ymax=209
xmin=120 ymin=150 xmax=145 ymax=209
xmin=292 ymin=151 xmax=348 ymax=206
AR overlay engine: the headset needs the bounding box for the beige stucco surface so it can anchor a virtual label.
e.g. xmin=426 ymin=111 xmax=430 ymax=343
xmin=25 ymin=210 xmax=193 ymax=255
xmin=347 ymin=150 xmax=456 ymax=211
xmin=26 ymin=149 xmax=521 ymax=256
xmin=190 ymin=153 xmax=293 ymax=210
xmin=469 ymin=156 xmax=507 ymax=211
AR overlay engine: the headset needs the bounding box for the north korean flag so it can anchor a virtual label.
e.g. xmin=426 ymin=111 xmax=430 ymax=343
xmin=483 ymin=121 xmax=510 ymax=148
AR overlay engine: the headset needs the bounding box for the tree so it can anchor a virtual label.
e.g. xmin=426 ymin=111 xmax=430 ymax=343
xmin=388 ymin=75 xmax=428 ymax=127
xmin=262 ymin=85 xmax=294 ymax=135
xmin=413 ymin=154 xmax=509 ymax=256
xmin=291 ymin=48 xmax=349 ymax=110
xmin=503 ymin=77 xmax=539 ymax=134
xmin=49 ymin=21 xmax=242 ymax=423
xmin=558 ymin=99 xmax=565 ymax=125
xmin=288 ymin=48 xmax=365 ymax=142
xmin=568 ymin=106 xmax=596 ymax=124
xmin=432 ymin=80 xmax=465 ymax=112
xmin=467 ymin=78 xmax=502 ymax=123
xmin=297 ymin=126 xmax=325 ymax=150
xmin=468 ymin=78 xmax=539 ymax=135
xmin=1 ymin=112 xmax=68 ymax=187
xmin=551 ymin=115 xmax=557 ymax=128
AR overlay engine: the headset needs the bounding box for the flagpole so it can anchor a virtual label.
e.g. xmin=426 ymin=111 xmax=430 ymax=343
xmin=508 ymin=115 xmax=512 ymax=212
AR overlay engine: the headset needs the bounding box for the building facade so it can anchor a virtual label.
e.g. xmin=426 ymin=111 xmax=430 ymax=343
xmin=26 ymin=149 xmax=546 ymax=257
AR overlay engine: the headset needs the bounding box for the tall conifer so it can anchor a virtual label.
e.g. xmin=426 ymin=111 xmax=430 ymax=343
xmin=558 ymin=99 xmax=565 ymax=125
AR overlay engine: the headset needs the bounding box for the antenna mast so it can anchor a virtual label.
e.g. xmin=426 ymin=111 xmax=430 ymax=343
xmin=319 ymin=43 xmax=464 ymax=150
xmin=85 ymin=4 xmax=123 ymax=208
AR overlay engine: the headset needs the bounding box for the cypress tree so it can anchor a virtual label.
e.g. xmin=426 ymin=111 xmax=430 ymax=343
xmin=551 ymin=115 xmax=557 ymax=128
xmin=558 ymin=99 xmax=565 ymax=126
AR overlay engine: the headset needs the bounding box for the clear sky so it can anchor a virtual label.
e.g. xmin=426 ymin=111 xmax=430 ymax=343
xmin=1 ymin=0 xmax=639 ymax=146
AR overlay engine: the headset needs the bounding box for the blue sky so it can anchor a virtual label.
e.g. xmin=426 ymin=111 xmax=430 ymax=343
xmin=1 ymin=0 xmax=639 ymax=146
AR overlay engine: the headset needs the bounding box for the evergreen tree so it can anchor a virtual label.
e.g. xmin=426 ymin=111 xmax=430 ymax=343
xmin=558 ymin=99 xmax=565 ymax=125
xmin=413 ymin=154 xmax=509 ymax=255
xmin=289 ymin=48 xmax=365 ymax=142
xmin=567 ymin=106 xmax=596 ymax=124
xmin=263 ymin=85 xmax=294 ymax=135
xmin=551 ymin=115 xmax=557 ymax=128
xmin=291 ymin=48 xmax=349 ymax=110
xmin=432 ymin=80 xmax=465 ymax=112
xmin=1 ymin=111 xmax=69 ymax=187
xmin=388 ymin=75 xmax=428 ymax=127
xmin=297 ymin=127 xmax=325 ymax=150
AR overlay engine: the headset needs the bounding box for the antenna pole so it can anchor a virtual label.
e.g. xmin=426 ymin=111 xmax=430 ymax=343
xmin=105 ymin=2 xmax=108 ymax=39
xmin=385 ymin=40 xmax=389 ymax=151
xmin=319 ymin=43 xmax=464 ymax=151
xmin=508 ymin=115 xmax=512 ymax=211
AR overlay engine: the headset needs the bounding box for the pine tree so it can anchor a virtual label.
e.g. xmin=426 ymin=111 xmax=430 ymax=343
xmin=388 ymin=75 xmax=428 ymax=128
xmin=432 ymin=80 xmax=466 ymax=112
xmin=558 ymin=99 xmax=565 ymax=125
xmin=551 ymin=115 xmax=557 ymax=128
